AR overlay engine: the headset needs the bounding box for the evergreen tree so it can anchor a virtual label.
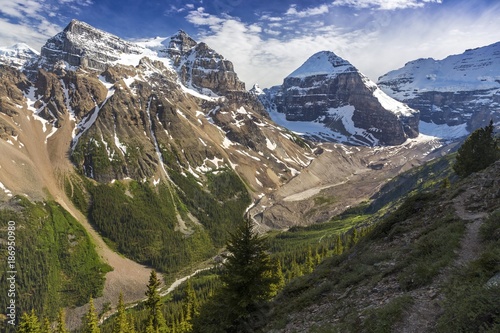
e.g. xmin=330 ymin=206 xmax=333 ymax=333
xmin=193 ymin=219 xmax=278 ymax=332
xmin=268 ymin=258 xmax=285 ymax=297
xmin=42 ymin=317 xmax=51 ymax=333
xmin=334 ymin=234 xmax=344 ymax=255
xmin=304 ymin=246 xmax=314 ymax=274
xmin=82 ymin=297 xmax=100 ymax=333
xmin=18 ymin=310 xmax=41 ymax=333
xmin=453 ymin=120 xmax=500 ymax=178
xmin=114 ymin=293 xmax=131 ymax=333
xmin=56 ymin=309 xmax=68 ymax=333
xmin=145 ymin=270 xmax=168 ymax=333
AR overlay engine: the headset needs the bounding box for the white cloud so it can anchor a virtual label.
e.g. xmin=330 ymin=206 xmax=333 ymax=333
xmin=185 ymin=2 xmax=500 ymax=90
xmin=186 ymin=7 xmax=225 ymax=26
xmin=0 ymin=0 xmax=94 ymax=50
xmin=285 ymin=4 xmax=329 ymax=17
xmin=331 ymin=0 xmax=442 ymax=10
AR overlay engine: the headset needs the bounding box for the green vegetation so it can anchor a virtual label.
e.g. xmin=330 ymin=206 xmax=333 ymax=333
xmin=260 ymin=187 xmax=469 ymax=332
xmin=453 ymin=120 xmax=500 ymax=178
xmin=71 ymin=135 xmax=126 ymax=181
xmin=368 ymin=153 xmax=456 ymax=213
xmin=437 ymin=209 xmax=500 ymax=332
xmin=397 ymin=214 xmax=464 ymax=290
xmin=88 ymin=180 xmax=213 ymax=271
xmin=0 ymin=198 xmax=110 ymax=331
xmin=192 ymin=219 xmax=280 ymax=333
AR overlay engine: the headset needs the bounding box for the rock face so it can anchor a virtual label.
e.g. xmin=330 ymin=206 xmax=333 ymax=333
xmin=38 ymin=19 xmax=142 ymax=71
xmin=263 ymin=51 xmax=419 ymax=146
xmin=378 ymin=42 xmax=500 ymax=137
xmin=166 ymin=30 xmax=246 ymax=95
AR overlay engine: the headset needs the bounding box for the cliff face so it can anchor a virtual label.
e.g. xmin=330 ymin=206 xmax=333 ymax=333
xmin=378 ymin=42 xmax=500 ymax=137
xmin=263 ymin=51 xmax=419 ymax=146
xmin=167 ymin=31 xmax=246 ymax=95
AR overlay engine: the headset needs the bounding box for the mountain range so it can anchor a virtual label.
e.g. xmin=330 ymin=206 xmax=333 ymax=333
xmin=0 ymin=19 xmax=499 ymax=331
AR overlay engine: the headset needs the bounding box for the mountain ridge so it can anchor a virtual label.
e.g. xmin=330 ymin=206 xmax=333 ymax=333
xmin=378 ymin=41 xmax=500 ymax=139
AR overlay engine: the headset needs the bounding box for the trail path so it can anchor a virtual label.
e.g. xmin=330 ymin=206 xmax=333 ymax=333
xmin=397 ymin=187 xmax=487 ymax=333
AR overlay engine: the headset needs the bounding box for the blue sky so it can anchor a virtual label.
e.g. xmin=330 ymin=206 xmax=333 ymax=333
xmin=1 ymin=0 xmax=499 ymax=88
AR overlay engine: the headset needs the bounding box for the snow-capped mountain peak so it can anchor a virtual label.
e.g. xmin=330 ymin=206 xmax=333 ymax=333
xmin=378 ymin=41 xmax=500 ymax=139
xmin=0 ymin=43 xmax=39 ymax=69
xmin=287 ymin=51 xmax=356 ymax=79
xmin=249 ymin=83 xmax=264 ymax=95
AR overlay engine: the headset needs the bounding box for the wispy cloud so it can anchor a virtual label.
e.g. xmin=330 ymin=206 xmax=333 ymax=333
xmin=0 ymin=0 xmax=93 ymax=49
xmin=331 ymin=0 xmax=442 ymax=10
xmin=285 ymin=4 xmax=329 ymax=17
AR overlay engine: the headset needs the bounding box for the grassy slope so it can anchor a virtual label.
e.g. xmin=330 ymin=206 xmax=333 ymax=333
xmin=259 ymin=160 xmax=500 ymax=333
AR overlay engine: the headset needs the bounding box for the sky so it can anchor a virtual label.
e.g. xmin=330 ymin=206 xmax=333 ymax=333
xmin=1 ymin=0 xmax=500 ymax=88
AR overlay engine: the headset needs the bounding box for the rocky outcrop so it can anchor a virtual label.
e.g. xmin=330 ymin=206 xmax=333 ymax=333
xmin=38 ymin=19 xmax=142 ymax=71
xmin=266 ymin=51 xmax=419 ymax=146
xmin=378 ymin=42 xmax=500 ymax=136
xmin=166 ymin=31 xmax=246 ymax=95
xmin=0 ymin=20 xmax=314 ymax=191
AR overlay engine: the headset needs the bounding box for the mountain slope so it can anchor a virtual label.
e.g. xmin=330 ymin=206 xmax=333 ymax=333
xmin=0 ymin=19 xmax=316 ymax=327
xmin=378 ymin=42 xmax=500 ymax=139
xmin=259 ymin=51 xmax=419 ymax=146
xmin=259 ymin=159 xmax=500 ymax=332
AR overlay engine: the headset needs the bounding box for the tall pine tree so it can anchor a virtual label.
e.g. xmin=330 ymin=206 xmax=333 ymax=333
xmin=144 ymin=270 xmax=168 ymax=333
xmin=193 ymin=219 xmax=278 ymax=332
xmin=114 ymin=293 xmax=132 ymax=333
xmin=18 ymin=310 xmax=41 ymax=333
xmin=82 ymin=297 xmax=100 ymax=333
xmin=56 ymin=309 xmax=69 ymax=333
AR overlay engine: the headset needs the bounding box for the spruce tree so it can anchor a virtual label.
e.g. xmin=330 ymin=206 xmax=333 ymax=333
xmin=114 ymin=293 xmax=130 ymax=333
xmin=56 ymin=309 xmax=68 ymax=333
xmin=145 ymin=270 xmax=168 ymax=333
xmin=453 ymin=120 xmax=499 ymax=178
xmin=82 ymin=297 xmax=100 ymax=333
xmin=42 ymin=317 xmax=51 ymax=333
xmin=193 ymin=219 xmax=278 ymax=332
xmin=18 ymin=310 xmax=41 ymax=333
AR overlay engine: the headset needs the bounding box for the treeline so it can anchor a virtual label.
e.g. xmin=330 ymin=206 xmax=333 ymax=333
xmin=0 ymin=198 xmax=110 ymax=332
xmin=88 ymin=181 xmax=214 ymax=272
xmin=66 ymin=163 xmax=250 ymax=274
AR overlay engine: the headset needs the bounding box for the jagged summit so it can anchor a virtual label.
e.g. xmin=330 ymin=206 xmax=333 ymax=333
xmin=287 ymin=51 xmax=357 ymax=79
xmin=249 ymin=83 xmax=264 ymax=95
xmin=38 ymin=19 xmax=143 ymax=71
xmin=167 ymin=30 xmax=197 ymax=56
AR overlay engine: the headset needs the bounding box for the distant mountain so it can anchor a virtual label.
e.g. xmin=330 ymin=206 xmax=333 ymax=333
xmin=378 ymin=42 xmax=500 ymax=139
xmin=0 ymin=43 xmax=38 ymax=69
xmin=258 ymin=51 xmax=419 ymax=146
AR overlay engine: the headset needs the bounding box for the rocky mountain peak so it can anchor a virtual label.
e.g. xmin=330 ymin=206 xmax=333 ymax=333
xmin=166 ymin=31 xmax=246 ymax=94
xmin=0 ymin=43 xmax=39 ymax=69
xmin=262 ymin=51 xmax=419 ymax=145
xmin=38 ymin=19 xmax=142 ymax=71
xmin=167 ymin=30 xmax=197 ymax=58
xmin=287 ymin=51 xmax=357 ymax=79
